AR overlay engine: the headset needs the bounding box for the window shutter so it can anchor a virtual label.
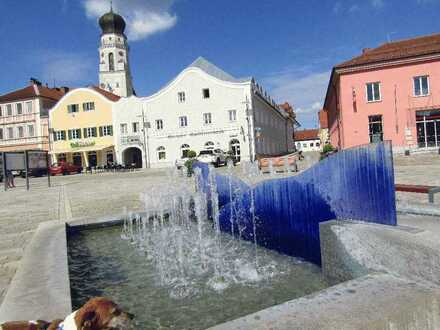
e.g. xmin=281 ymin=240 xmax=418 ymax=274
xmin=68 ymin=130 xmax=72 ymax=140
xmin=78 ymin=129 xmax=82 ymax=139
xmin=99 ymin=126 xmax=103 ymax=137
xmin=93 ymin=127 xmax=97 ymax=137
xmin=53 ymin=132 xmax=57 ymax=141
xmin=109 ymin=126 xmax=113 ymax=136
xmin=83 ymin=128 xmax=87 ymax=138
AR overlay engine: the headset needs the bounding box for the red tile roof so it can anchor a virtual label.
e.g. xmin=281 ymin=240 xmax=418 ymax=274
xmin=318 ymin=110 xmax=328 ymax=129
xmin=295 ymin=129 xmax=319 ymax=141
xmin=336 ymin=33 xmax=440 ymax=69
xmin=0 ymin=84 xmax=67 ymax=103
xmin=91 ymin=86 xmax=121 ymax=102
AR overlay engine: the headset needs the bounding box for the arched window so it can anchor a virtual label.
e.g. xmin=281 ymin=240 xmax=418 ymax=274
xmin=109 ymin=53 xmax=115 ymax=72
xmin=181 ymin=144 xmax=190 ymax=158
xmin=204 ymin=141 xmax=215 ymax=150
xmin=157 ymin=146 xmax=166 ymax=160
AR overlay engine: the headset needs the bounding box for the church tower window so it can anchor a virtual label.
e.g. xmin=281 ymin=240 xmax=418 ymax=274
xmin=109 ymin=53 xmax=115 ymax=72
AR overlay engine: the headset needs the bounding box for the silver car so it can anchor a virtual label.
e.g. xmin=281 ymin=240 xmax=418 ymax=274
xmin=197 ymin=149 xmax=227 ymax=167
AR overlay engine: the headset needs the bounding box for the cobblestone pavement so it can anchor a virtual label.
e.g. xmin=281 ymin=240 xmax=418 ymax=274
xmin=0 ymin=151 xmax=439 ymax=306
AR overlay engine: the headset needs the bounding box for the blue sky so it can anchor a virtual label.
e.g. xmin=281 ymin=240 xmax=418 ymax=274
xmin=1 ymin=0 xmax=440 ymax=128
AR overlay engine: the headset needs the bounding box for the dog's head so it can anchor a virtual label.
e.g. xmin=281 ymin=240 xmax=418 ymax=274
xmin=74 ymin=297 xmax=134 ymax=330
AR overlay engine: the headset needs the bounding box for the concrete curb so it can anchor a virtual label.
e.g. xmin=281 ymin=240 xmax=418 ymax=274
xmin=397 ymin=202 xmax=440 ymax=217
xmin=0 ymin=221 xmax=72 ymax=323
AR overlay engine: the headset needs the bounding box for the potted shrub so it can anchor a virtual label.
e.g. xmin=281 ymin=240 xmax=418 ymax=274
xmin=320 ymin=143 xmax=335 ymax=160
xmin=184 ymin=150 xmax=197 ymax=177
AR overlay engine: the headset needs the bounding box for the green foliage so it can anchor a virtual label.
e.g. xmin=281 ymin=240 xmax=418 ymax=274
xmin=322 ymin=143 xmax=335 ymax=154
xmin=184 ymin=158 xmax=196 ymax=176
xmin=187 ymin=150 xmax=197 ymax=159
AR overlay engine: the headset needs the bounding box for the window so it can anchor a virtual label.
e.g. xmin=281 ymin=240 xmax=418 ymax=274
xmin=368 ymin=115 xmax=383 ymax=143
xmin=228 ymin=110 xmax=237 ymax=122
xmin=109 ymin=53 xmax=115 ymax=71
xmin=28 ymin=125 xmax=34 ymax=137
xmin=414 ymin=76 xmax=429 ymax=97
xmin=83 ymin=102 xmax=95 ymax=111
xmin=366 ymin=82 xmax=381 ymax=102
xmin=17 ymin=126 xmax=24 ymax=138
xmin=0 ymin=128 xmax=3 ymax=140
xmin=316 ymin=142 xmax=320 ymax=147
xmin=7 ymin=127 xmax=13 ymax=139
xmin=68 ymin=129 xmax=81 ymax=140
xmin=7 ymin=104 xmax=12 ymax=116
xmin=302 ymin=143 xmax=307 ymax=148
xmin=310 ymin=143 xmax=314 ymax=147
xmin=178 ymin=92 xmax=186 ymax=103
xmin=58 ymin=153 xmax=67 ymax=163
xmin=16 ymin=103 xmax=23 ymax=115
xmin=179 ymin=116 xmax=188 ymax=127
xmin=120 ymin=123 xmax=128 ymax=135
xmin=203 ymin=88 xmax=210 ymax=99
xmin=100 ymin=125 xmax=113 ymax=136
xmin=157 ymin=146 xmax=166 ymax=160
xmin=67 ymin=104 xmax=79 ymax=113
xmin=156 ymin=119 xmax=163 ymax=130
xmin=132 ymin=122 xmax=139 ymax=133
xmin=54 ymin=130 xmax=66 ymax=141
xmin=181 ymin=144 xmax=190 ymax=158
xmin=83 ymin=127 xmax=97 ymax=138
xmin=0 ymin=106 xmax=2 ymax=117
xmin=26 ymin=101 xmax=33 ymax=113
xmin=203 ymin=113 xmax=212 ymax=125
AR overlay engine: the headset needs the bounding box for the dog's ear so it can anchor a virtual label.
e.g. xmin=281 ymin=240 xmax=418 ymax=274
xmin=80 ymin=311 xmax=97 ymax=330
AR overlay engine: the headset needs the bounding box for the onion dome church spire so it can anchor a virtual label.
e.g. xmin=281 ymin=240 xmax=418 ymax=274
xmin=98 ymin=1 xmax=134 ymax=97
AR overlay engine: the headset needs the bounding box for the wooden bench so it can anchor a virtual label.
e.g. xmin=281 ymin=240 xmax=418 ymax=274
xmin=395 ymin=184 xmax=440 ymax=203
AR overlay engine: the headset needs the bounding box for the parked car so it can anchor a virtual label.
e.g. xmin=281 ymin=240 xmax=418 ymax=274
xmin=49 ymin=162 xmax=82 ymax=176
xmin=175 ymin=156 xmax=190 ymax=169
xmin=197 ymin=149 xmax=227 ymax=167
xmin=19 ymin=168 xmax=48 ymax=178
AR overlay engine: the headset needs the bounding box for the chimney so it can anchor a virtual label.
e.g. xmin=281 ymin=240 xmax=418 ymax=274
xmin=362 ymin=48 xmax=371 ymax=54
xmin=60 ymin=86 xmax=70 ymax=94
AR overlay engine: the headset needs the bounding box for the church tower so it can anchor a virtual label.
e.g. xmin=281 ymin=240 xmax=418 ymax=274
xmin=98 ymin=5 xmax=134 ymax=97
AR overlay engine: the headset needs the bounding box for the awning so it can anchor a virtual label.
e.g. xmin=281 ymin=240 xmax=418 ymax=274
xmin=49 ymin=145 xmax=114 ymax=154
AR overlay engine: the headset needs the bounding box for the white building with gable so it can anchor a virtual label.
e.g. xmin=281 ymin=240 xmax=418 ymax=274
xmin=113 ymin=57 xmax=297 ymax=168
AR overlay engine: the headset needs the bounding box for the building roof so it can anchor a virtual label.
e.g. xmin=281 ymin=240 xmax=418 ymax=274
xmin=90 ymin=86 xmax=121 ymax=102
xmin=318 ymin=110 xmax=328 ymax=129
xmin=0 ymin=83 xmax=67 ymax=103
xmin=336 ymin=33 xmax=440 ymax=69
xmin=295 ymin=129 xmax=319 ymax=141
xmin=189 ymin=57 xmax=251 ymax=83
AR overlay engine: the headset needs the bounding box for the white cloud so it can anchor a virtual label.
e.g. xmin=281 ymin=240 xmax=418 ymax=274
xmin=83 ymin=0 xmax=177 ymax=41
xmin=35 ymin=50 xmax=95 ymax=86
xmin=371 ymin=0 xmax=385 ymax=7
xmin=333 ymin=2 xmax=342 ymax=14
xmin=263 ymin=71 xmax=330 ymax=128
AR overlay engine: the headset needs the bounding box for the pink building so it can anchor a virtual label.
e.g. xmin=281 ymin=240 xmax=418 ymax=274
xmin=325 ymin=33 xmax=440 ymax=152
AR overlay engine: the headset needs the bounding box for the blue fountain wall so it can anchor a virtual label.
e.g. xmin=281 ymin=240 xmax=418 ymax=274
xmin=194 ymin=142 xmax=397 ymax=265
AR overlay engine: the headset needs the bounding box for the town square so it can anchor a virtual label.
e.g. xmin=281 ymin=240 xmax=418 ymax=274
xmin=0 ymin=1 xmax=440 ymax=329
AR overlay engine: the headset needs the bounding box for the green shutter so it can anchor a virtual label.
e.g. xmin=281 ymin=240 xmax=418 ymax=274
xmin=68 ymin=130 xmax=72 ymax=140
xmin=93 ymin=127 xmax=97 ymax=137
xmin=78 ymin=129 xmax=82 ymax=139
xmin=99 ymin=126 xmax=103 ymax=137
xmin=83 ymin=128 xmax=87 ymax=138
xmin=109 ymin=126 xmax=113 ymax=136
xmin=53 ymin=132 xmax=57 ymax=141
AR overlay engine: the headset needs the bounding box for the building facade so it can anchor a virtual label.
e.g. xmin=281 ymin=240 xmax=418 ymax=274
xmin=318 ymin=109 xmax=329 ymax=149
xmin=0 ymin=79 xmax=67 ymax=152
xmin=49 ymin=87 xmax=120 ymax=167
xmin=113 ymin=57 xmax=297 ymax=168
xmin=295 ymin=129 xmax=321 ymax=152
xmin=325 ymin=33 xmax=440 ymax=152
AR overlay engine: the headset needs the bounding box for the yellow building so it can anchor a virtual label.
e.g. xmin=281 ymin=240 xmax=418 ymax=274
xmin=49 ymin=87 xmax=120 ymax=168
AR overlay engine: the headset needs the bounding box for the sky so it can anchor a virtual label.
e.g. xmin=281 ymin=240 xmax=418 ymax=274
xmin=1 ymin=0 xmax=440 ymax=128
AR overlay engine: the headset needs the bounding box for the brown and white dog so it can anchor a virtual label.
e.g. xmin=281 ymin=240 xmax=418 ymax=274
xmin=0 ymin=297 xmax=134 ymax=330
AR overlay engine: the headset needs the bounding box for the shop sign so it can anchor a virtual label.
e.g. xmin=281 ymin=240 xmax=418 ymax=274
xmin=70 ymin=141 xmax=96 ymax=149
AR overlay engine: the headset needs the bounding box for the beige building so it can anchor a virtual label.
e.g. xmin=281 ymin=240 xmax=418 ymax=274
xmin=0 ymin=79 xmax=67 ymax=152
xmin=49 ymin=87 xmax=120 ymax=168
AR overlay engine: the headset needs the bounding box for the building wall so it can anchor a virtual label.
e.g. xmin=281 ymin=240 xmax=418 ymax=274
xmin=296 ymin=138 xmax=321 ymax=152
xmin=114 ymin=69 xmax=252 ymax=168
xmin=50 ymin=89 xmax=115 ymax=166
xmin=0 ymin=98 xmax=49 ymax=152
xmin=330 ymin=60 xmax=440 ymax=151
